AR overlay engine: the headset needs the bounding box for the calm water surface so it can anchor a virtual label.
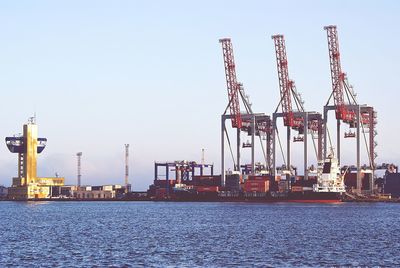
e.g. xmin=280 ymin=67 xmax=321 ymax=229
xmin=0 ymin=201 xmax=399 ymax=267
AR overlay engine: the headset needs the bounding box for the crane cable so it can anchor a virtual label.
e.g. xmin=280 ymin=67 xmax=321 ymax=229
xmin=275 ymin=127 xmax=287 ymax=166
xmin=223 ymin=126 xmax=237 ymax=170
xmin=360 ymin=116 xmax=373 ymax=169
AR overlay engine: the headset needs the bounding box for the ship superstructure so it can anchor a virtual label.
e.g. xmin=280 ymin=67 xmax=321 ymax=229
xmin=313 ymin=153 xmax=346 ymax=193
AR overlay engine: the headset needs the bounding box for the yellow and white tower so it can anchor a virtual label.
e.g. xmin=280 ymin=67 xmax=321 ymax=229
xmin=6 ymin=118 xmax=64 ymax=200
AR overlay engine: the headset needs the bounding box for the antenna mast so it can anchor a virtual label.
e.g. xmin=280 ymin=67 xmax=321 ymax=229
xmin=76 ymin=152 xmax=82 ymax=187
xmin=125 ymin=144 xmax=129 ymax=192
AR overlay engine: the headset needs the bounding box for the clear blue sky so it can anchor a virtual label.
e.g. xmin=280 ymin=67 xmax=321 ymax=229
xmin=0 ymin=0 xmax=399 ymax=190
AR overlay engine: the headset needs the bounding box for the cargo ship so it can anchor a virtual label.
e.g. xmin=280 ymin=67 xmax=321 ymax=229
xmin=149 ymin=155 xmax=346 ymax=203
xmin=287 ymin=153 xmax=345 ymax=202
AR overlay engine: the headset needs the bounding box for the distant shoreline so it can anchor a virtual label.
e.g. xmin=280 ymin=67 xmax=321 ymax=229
xmin=1 ymin=197 xmax=400 ymax=203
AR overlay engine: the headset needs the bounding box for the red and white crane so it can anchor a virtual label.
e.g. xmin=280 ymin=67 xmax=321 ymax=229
xmin=219 ymin=38 xmax=272 ymax=185
xmin=323 ymin=25 xmax=377 ymax=193
xmin=324 ymin=25 xmax=357 ymax=124
xmin=272 ymin=34 xmax=304 ymax=130
xmin=271 ymin=34 xmax=323 ymax=180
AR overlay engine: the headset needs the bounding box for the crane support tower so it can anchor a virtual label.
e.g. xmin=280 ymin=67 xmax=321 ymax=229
xmin=219 ymin=38 xmax=272 ymax=186
xmin=323 ymin=25 xmax=377 ymax=193
xmin=271 ymin=34 xmax=323 ymax=181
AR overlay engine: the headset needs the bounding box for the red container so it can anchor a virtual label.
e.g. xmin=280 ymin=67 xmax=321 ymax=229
xmin=193 ymin=175 xmax=221 ymax=180
xmin=291 ymin=186 xmax=303 ymax=192
xmin=344 ymin=173 xmax=357 ymax=188
xmin=344 ymin=172 xmax=370 ymax=190
xmin=154 ymin=179 xmax=176 ymax=188
xmin=195 ymin=186 xmax=219 ymax=192
xmin=155 ymin=188 xmax=167 ymax=198
xmin=247 ymin=175 xmax=270 ymax=181
xmin=192 ymin=175 xmax=221 ymax=186
xmin=244 ymin=180 xmax=269 ymax=193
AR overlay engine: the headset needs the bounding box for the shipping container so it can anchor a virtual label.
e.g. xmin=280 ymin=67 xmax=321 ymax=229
xmin=226 ymin=174 xmax=240 ymax=182
xmin=291 ymin=178 xmax=317 ymax=188
xmin=278 ymin=180 xmax=289 ymax=193
xmin=192 ymin=175 xmax=221 ymax=186
xmin=269 ymin=180 xmax=279 ymax=192
xmin=155 ymin=188 xmax=167 ymax=198
xmin=296 ymin=176 xmax=304 ymax=181
xmin=193 ymin=175 xmax=221 ymax=180
xmin=384 ymin=173 xmax=400 ymax=197
xmin=291 ymin=186 xmax=303 ymax=192
xmin=225 ymin=174 xmax=240 ymax=191
xmin=244 ymin=180 xmax=269 ymax=193
xmin=344 ymin=173 xmax=370 ymax=190
xmin=154 ymin=179 xmax=176 ymax=188
xmin=195 ymin=186 xmax=219 ymax=192
xmin=247 ymin=175 xmax=271 ymax=181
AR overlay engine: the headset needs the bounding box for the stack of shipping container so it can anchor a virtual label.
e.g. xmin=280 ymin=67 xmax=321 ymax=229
xmin=148 ymin=179 xmax=176 ymax=199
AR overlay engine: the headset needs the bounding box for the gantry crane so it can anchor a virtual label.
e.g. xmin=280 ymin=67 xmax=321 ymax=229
xmin=219 ymin=38 xmax=272 ymax=186
xmin=323 ymin=25 xmax=377 ymax=193
xmin=271 ymin=34 xmax=323 ymax=180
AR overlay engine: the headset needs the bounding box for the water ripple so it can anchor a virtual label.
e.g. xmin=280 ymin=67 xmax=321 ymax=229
xmin=0 ymin=201 xmax=399 ymax=267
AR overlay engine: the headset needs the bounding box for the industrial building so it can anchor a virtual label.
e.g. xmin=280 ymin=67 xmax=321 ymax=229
xmin=72 ymin=185 xmax=123 ymax=199
xmin=23 ymin=184 xmax=129 ymax=200
xmin=6 ymin=118 xmax=65 ymax=200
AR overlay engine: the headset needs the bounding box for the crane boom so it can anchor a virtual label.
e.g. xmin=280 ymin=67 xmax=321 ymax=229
xmin=219 ymin=38 xmax=242 ymax=129
xmin=272 ymin=34 xmax=297 ymax=127
xmin=324 ymin=25 xmax=352 ymax=121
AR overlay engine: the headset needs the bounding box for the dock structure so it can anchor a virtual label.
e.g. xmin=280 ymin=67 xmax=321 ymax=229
xmin=154 ymin=160 xmax=214 ymax=195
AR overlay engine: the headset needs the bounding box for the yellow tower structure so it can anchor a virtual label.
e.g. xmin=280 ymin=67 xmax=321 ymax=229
xmin=6 ymin=118 xmax=64 ymax=200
